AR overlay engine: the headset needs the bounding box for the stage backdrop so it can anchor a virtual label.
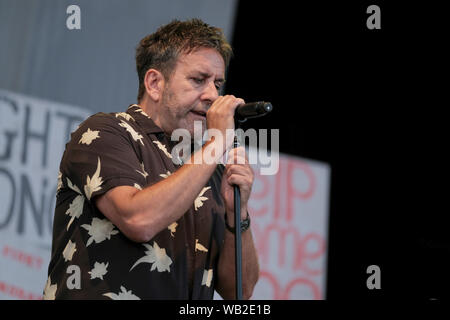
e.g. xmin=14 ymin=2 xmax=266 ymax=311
xmin=1 ymin=89 xmax=330 ymax=300
xmin=0 ymin=0 xmax=238 ymax=113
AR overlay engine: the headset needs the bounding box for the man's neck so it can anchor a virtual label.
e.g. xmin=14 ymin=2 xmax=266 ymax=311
xmin=139 ymin=97 xmax=167 ymax=133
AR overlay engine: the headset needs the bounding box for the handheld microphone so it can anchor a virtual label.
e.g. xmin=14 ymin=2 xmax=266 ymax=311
xmin=235 ymin=101 xmax=273 ymax=122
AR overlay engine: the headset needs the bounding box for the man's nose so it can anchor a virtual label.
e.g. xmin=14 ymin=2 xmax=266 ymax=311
xmin=201 ymin=81 xmax=219 ymax=105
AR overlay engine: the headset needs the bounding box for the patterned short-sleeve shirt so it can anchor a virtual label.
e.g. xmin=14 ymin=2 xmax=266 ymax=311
xmin=44 ymin=104 xmax=226 ymax=300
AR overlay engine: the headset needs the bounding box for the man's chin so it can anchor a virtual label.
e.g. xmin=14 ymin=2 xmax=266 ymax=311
xmin=171 ymin=120 xmax=206 ymax=142
xmin=188 ymin=120 xmax=207 ymax=137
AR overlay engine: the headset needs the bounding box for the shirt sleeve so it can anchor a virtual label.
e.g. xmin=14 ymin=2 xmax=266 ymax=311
xmin=60 ymin=112 xmax=147 ymax=202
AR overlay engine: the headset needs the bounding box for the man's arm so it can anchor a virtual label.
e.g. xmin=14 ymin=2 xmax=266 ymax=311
xmin=215 ymin=147 xmax=260 ymax=300
xmin=216 ymin=211 xmax=260 ymax=300
xmin=95 ymin=140 xmax=219 ymax=243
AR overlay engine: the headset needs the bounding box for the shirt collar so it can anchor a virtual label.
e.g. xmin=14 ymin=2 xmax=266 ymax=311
xmin=126 ymin=104 xmax=164 ymax=134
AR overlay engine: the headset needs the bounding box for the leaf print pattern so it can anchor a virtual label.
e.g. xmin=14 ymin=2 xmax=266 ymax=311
xmin=43 ymin=276 xmax=57 ymax=300
xmin=81 ymin=217 xmax=119 ymax=247
xmin=136 ymin=162 xmax=148 ymax=178
xmin=134 ymin=183 xmax=142 ymax=190
xmin=84 ymin=157 xmax=103 ymax=200
xmin=56 ymin=171 xmax=62 ymax=194
xmin=159 ymin=170 xmax=172 ymax=179
xmin=168 ymin=222 xmax=178 ymax=237
xmin=89 ymin=262 xmax=109 ymax=280
xmin=130 ymin=242 xmax=172 ymax=273
xmin=62 ymin=240 xmax=77 ymax=262
xmin=201 ymin=269 xmax=213 ymax=288
xmin=194 ymin=186 xmax=211 ymax=211
xmin=67 ymin=177 xmax=82 ymax=194
xmin=195 ymin=239 xmax=208 ymax=252
xmin=65 ymin=194 xmax=84 ymax=230
xmin=115 ymin=112 xmax=135 ymax=122
xmin=130 ymin=104 xmax=151 ymax=119
xmin=119 ymin=120 xmax=144 ymax=145
xmin=103 ymin=286 xmax=140 ymax=300
xmin=79 ymin=128 xmax=100 ymax=145
xmin=153 ymin=140 xmax=172 ymax=159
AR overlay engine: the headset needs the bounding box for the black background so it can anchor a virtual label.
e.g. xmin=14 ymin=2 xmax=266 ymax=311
xmin=225 ymin=1 xmax=449 ymax=299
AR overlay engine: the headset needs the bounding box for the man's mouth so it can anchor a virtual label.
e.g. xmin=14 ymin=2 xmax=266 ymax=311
xmin=190 ymin=110 xmax=206 ymax=118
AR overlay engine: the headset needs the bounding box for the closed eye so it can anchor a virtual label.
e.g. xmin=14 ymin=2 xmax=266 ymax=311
xmin=191 ymin=75 xmax=225 ymax=91
xmin=192 ymin=77 xmax=205 ymax=85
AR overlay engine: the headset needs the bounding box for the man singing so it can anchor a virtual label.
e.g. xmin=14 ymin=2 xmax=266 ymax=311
xmin=44 ymin=18 xmax=259 ymax=300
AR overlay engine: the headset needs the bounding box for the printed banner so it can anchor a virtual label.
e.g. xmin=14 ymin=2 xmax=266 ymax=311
xmin=247 ymin=151 xmax=330 ymax=299
xmin=0 ymin=89 xmax=91 ymax=299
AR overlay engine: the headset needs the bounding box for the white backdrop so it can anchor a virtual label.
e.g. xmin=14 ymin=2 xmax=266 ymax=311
xmin=0 ymin=89 xmax=330 ymax=299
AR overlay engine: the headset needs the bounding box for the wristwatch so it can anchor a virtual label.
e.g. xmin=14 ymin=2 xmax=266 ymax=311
xmin=224 ymin=211 xmax=251 ymax=234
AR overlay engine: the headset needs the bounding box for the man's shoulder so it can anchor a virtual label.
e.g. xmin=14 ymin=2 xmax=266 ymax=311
xmin=75 ymin=110 xmax=140 ymax=133
xmin=81 ymin=110 xmax=131 ymax=125
xmin=65 ymin=110 xmax=142 ymax=147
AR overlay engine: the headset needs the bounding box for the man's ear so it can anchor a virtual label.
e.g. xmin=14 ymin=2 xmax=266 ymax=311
xmin=144 ymin=69 xmax=165 ymax=102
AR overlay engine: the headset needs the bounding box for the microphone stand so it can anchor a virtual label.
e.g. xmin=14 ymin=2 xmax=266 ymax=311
xmin=232 ymin=102 xmax=271 ymax=300
xmin=233 ymin=129 xmax=243 ymax=300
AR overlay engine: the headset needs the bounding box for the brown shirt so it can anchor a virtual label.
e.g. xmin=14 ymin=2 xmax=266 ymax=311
xmin=45 ymin=104 xmax=226 ymax=299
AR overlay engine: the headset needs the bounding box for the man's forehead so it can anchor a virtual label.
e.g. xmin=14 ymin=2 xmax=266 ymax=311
xmin=177 ymin=48 xmax=225 ymax=74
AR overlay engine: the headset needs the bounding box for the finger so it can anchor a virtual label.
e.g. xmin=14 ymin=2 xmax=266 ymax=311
xmin=211 ymin=95 xmax=225 ymax=105
xmin=225 ymin=167 xmax=254 ymax=189
xmin=207 ymin=95 xmax=244 ymax=123
xmin=223 ymin=95 xmax=245 ymax=112
xmin=208 ymin=95 xmax=226 ymax=112
xmin=225 ymin=163 xmax=253 ymax=178
xmin=227 ymin=173 xmax=253 ymax=190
